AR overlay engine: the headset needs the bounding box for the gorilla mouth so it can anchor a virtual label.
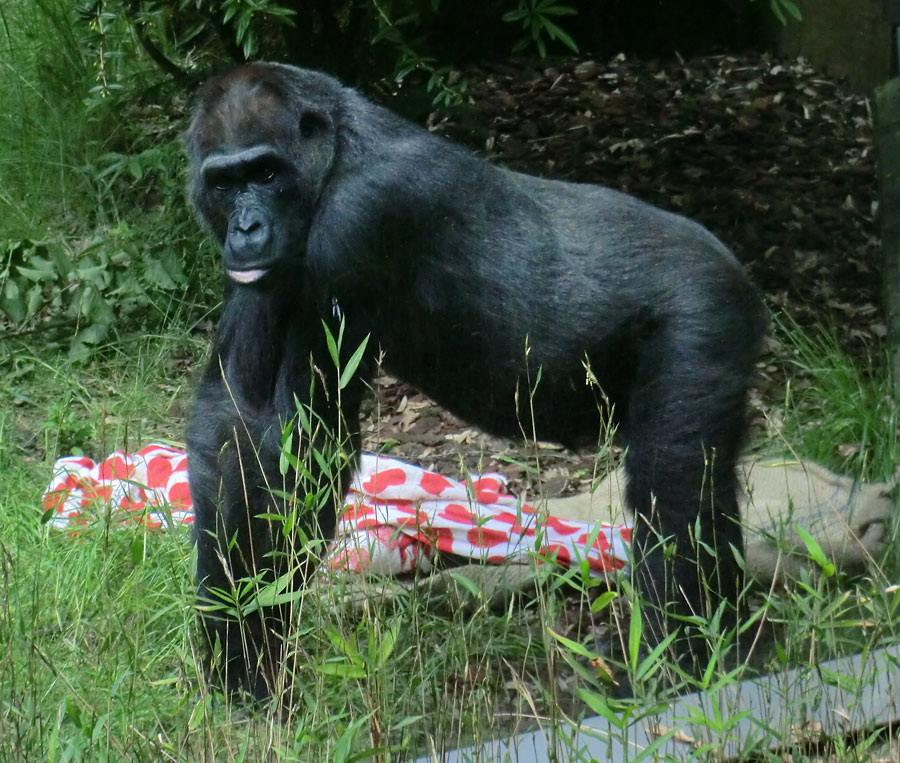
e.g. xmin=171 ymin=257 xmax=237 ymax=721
xmin=227 ymin=267 xmax=269 ymax=284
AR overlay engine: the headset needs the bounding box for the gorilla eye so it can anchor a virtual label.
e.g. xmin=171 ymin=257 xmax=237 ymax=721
xmin=259 ymin=165 xmax=277 ymax=183
xmin=299 ymin=111 xmax=328 ymax=139
xmin=207 ymin=172 xmax=232 ymax=194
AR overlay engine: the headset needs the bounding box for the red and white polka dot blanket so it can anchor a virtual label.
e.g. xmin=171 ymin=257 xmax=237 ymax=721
xmin=42 ymin=444 xmax=631 ymax=577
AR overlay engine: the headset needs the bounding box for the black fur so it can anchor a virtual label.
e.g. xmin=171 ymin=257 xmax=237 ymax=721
xmin=185 ymin=62 xmax=765 ymax=697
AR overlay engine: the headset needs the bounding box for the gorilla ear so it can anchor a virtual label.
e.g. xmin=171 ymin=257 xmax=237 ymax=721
xmin=299 ymin=110 xmax=331 ymax=139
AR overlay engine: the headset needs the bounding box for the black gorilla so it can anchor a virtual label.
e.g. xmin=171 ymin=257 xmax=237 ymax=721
xmin=185 ymin=62 xmax=765 ymax=698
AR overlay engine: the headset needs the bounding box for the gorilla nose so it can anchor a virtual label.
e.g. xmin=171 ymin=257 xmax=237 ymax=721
xmin=236 ymin=218 xmax=261 ymax=234
xmin=228 ymin=210 xmax=271 ymax=261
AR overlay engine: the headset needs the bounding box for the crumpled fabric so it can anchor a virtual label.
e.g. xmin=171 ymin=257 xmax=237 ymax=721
xmin=41 ymin=444 xmax=631 ymax=577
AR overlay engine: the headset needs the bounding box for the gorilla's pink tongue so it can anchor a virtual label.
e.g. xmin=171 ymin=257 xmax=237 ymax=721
xmin=228 ymin=268 xmax=267 ymax=284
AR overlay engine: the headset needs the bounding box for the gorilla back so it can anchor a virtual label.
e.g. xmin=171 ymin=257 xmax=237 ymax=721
xmin=186 ymin=61 xmax=765 ymax=697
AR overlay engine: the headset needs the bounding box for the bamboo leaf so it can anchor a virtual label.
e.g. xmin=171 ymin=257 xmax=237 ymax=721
xmin=339 ymin=334 xmax=370 ymax=389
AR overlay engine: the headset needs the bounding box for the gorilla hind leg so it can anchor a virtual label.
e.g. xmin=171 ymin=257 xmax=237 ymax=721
xmin=623 ymin=320 xmax=757 ymax=665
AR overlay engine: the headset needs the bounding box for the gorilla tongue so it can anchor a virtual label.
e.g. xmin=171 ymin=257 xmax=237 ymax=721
xmin=227 ymin=268 xmax=268 ymax=284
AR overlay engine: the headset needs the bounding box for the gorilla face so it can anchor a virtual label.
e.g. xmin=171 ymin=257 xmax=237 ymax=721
xmin=186 ymin=64 xmax=337 ymax=284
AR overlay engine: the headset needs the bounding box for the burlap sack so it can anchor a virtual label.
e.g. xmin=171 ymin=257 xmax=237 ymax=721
xmin=546 ymin=458 xmax=894 ymax=583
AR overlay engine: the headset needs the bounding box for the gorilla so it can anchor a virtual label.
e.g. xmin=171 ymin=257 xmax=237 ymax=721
xmin=184 ymin=61 xmax=765 ymax=698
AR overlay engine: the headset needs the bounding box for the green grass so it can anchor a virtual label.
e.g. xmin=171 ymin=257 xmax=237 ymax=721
xmin=0 ymin=1 xmax=97 ymax=236
xmin=1 ymin=321 xmax=898 ymax=761
xmin=776 ymin=319 xmax=899 ymax=483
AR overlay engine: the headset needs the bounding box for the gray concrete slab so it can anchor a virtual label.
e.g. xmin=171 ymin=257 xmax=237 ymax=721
xmin=419 ymin=644 xmax=900 ymax=762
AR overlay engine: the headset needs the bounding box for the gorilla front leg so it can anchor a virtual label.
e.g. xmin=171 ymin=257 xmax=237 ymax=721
xmin=188 ymin=385 xmax=293 ymax=699
xmin=188 ymin=314 xmax=366 ymax=699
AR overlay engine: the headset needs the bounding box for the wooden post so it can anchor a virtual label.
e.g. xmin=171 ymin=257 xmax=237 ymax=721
xmin=874 ymin=77 xmax=900 ymax=392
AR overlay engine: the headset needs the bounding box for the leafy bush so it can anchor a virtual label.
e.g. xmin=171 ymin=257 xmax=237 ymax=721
xmin=0 ymin=224 xmax=206 ymax=360
xmin=503 ymin=0 xmax=579 ymax=58
xmin=72 ymin=0 xmax=583 ymax=107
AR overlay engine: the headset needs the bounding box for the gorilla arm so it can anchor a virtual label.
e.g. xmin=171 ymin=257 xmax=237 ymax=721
xmin=187 ymin=283 xmax=366 ymax=697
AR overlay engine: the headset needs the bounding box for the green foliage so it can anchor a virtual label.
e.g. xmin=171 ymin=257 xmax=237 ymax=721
xmin=0 ymin=225 xmax=195 ymax=360
xmin=371 ymin=5 xmax=470 ymax=107
xmin=776 ymin=319 xmax=898 ymax=481
xmin=2 ymin=312 xmax=899 ymax=759
xmin=755 ymin=0 xmax=802 ymax=25
xmin=322 ymin=318 xmax=370 ymax=391
xmin=41 ymin=395 xmax=95 ymax=454
xmin=502 ymin=0 xmax=579 ymax=58
xmin=221 ymin=0 xmax=298 ymax=59
xmin=66 ymin=0 xmax=584 ymax=109
xmin=95 ymin=144 xmax=174 ymax=195
xmin=0 ymin=3 xmax=220 ymax=363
